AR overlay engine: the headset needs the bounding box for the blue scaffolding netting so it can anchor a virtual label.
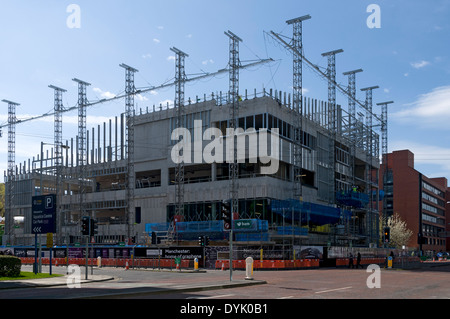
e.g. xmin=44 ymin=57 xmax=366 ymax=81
xmin=335 ymin=191 xmax=369 ymax=208
xmin=270 ymin=199 xmax=352 ymax=226
xmin=145 ymin=197 xmax=357 ymax=241
xmin=145 ymin=219 xmax=270 ymax=241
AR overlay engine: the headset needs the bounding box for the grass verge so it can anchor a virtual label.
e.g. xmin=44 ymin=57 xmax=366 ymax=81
xmin=0 ymin=271 xmax=63 ymax=281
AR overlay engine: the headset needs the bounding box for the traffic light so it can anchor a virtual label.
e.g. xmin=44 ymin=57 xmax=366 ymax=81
xmin=90 ymin=218 xmax=98 ymax=236
xmin=384 ymin=227 xmax=390 ymax=243
xmin=81 ymin=216 xmax=90 ymax=236
xmin=418 ymin=233 xmax=427 ymax=245
xmin=222 ymin=199 xmax=232 ymax=230
xmin=151 ymin=232 xmax=157 ymax=245
xmin=205 ymin=236 xmax=210 ymax=246
xmin=198 ymin=235 xmax=205 ymax=246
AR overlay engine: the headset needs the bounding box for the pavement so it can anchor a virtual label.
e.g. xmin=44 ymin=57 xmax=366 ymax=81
xmin=0 ymin=266 xmax=266 ymax=299
xmin=0 ymin=274 xmax=114 ymax=290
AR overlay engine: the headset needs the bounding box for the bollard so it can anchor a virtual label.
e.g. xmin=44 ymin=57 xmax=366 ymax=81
xmin=194 ymin=258 xmax=199 ymax=271
xmin=388 ymin=256 xmax=392 ymax=268
xmin=245 ymin=257 xmax=254 ymax=280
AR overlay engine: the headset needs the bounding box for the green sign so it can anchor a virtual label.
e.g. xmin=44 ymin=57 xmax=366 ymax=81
xmin=234 ymin=219 xmax=254 ymax=230
xmin=174 ymin=257 xmax=181 ymax=265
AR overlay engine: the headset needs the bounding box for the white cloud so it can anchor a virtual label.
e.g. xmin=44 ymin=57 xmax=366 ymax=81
xmin=392 ymin=85 xmax=450 ymax=128
xmin=159 ymin=99 xmax=174 ymax=108
xmin=93 ymin=87 xmax=116 ymax=99
xmin=167 ymin=55 xmax=175 ymax=61
xmin=157 ymin=26 xmax=164 ymax=30
xmin=135 ymin=94 xmax=149 ymax=102
xmin=202 ymin=59 xmax=214 ymax=65
xmin=287 ymin=86 xmax=309 ymax=95
xmin=390 ymin=140 xmax=450 ymax=178
xmin=153 ymin=38 xmax=161 ymax=44
xmin=142 ymin=53 xmax=152 ymax=59
xmin=411 ymin=60 xmax=430 ymax=69
xmin=12 ymin=113 xmax=114 ymax=127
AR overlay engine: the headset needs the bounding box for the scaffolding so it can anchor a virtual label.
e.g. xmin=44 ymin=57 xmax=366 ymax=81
xmin=0 ymin=19 xmax=389 ymax=248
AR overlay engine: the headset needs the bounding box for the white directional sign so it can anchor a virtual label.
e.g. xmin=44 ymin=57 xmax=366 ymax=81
xmin=33 ymin=227 xmax=42 ymax=234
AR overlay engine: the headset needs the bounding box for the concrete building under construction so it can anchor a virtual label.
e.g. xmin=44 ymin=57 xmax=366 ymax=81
xmin=1 ymin=16 xmax=387 ymax=252
xmin=2 ymin=89 xmax=382 ymax=247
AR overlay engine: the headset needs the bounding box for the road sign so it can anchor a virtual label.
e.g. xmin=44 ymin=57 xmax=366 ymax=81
xmin=32 ymin=195 xmax=56 ymax=234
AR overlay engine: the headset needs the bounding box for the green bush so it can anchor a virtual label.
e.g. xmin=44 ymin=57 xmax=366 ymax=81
xmin=0 ymin=256 xmax=21 ymax=277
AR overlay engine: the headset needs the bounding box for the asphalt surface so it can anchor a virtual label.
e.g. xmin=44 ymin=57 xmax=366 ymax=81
xmin=1 ymin=261 xmax=449 ymax=300
xmin=0 ymin=265 xmax=266 ymax=299
xmin=2 ymin=262 xmax=448 ymax=319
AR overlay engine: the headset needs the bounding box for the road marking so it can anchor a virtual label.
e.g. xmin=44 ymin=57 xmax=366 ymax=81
xmin=187 ymin=294 xmax=235 ymax=299
xmin=315 ymin=286 xmax=352 ymax=294
xmin=277 ymin=296 xmax=294 ymax=299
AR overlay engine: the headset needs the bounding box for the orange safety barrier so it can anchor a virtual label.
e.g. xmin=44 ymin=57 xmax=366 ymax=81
xmin=336 ymin=257 xmax=387 ymax=267
xmin=215 ymin=259 xmax=320 ymax=270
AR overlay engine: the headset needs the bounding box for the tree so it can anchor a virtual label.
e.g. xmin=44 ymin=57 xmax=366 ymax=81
xmin=380 ymin=213 xmax=413 ymax=248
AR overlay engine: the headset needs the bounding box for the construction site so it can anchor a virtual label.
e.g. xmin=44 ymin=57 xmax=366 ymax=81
xmin=1 ymin=15 xmax=394 ymax=261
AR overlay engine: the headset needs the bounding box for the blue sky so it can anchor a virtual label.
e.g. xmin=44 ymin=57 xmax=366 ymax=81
xmin=0 ymin=0 xmax=450 ymax=182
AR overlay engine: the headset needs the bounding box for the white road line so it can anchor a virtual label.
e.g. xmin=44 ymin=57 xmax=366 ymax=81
xmin=277 ymin=296 xmax=294 ymax=299
xmin=315 ymin=286 xmax=352 ymax=294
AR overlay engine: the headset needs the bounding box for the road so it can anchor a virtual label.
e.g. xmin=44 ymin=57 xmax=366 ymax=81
xmin=2 ymin=263 xmax=450 ymax=300
xmin=124 ymin=264 xmax=450 ymax=300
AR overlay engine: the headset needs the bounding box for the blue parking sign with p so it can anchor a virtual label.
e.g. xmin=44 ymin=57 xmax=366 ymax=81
xmin=32 ymin=194 xmax=56 ymax=234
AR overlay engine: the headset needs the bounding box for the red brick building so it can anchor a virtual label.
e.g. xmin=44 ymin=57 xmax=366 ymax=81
xmin=379 ymin=150 xmax=448 ymax=255
xmin=446 ymin=188 xmax=450 ymax=252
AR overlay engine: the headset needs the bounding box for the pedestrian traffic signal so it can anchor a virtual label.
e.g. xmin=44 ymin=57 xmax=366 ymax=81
xmin=222 ymin=199 xmax=232 ymax=230
xmin=384 ymin=227 xmax=390 ymax=243
xmin=81 ymin=216 xmax=90 ymax=236
xmin=198 ymin=235 xmax=205 ymax=246
xmin=90 ymin=218 xmax=98 ymax=236
xmin=418 ymin=233 xmax=427 ymax=245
